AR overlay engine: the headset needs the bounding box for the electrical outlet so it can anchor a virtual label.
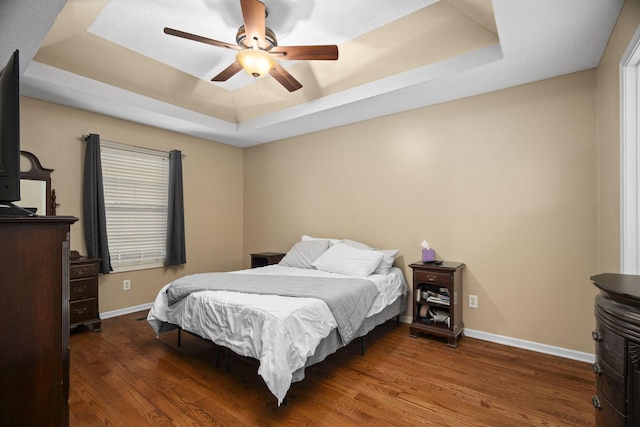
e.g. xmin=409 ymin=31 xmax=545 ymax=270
xmin=468 ymin=294 xmax=478 ymax=308
xmin=123 ymin=279 xmax=131 ymax=291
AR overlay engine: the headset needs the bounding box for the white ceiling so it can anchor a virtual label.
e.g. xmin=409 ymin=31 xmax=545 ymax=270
xmin=88 ymin=0 xmax=436 ymax=91
xmin=0 ymin=0 xmax=625 ymax=147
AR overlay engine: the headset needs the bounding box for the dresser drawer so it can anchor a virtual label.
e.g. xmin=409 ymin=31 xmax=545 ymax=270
xmin=70 ymin=299 xmax=97 ymax=325
xmin=594 ymin=357 xmax=626 ymax=414
xmin=594 ymin=320 xmax=625 ymax=374
xmin=594 ymin=392 xmax=626 ymax=427
xmin=70 ymin=278 xmax=97 ymax=301
xmin=70 ymin=262 xmax=98 ymax=279
xmin=414 ymin=270 xmax=452 ymax=285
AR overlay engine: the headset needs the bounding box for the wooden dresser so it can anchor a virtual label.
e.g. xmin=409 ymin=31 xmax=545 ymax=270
xmin=69 ymin=254 xmax=101 ymax=331
xmin=0 ymin=216 xmax=77 ymax=427
xmin=591 ymin=273 xmax=640 ymax=426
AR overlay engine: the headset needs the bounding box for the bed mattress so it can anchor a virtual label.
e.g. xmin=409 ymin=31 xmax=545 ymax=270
xmin=147 ymin=265 xmax=408 ymax=404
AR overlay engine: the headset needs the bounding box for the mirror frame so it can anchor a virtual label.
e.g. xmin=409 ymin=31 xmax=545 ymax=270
xmin=20 ymin=151 xmax=56 ymax=216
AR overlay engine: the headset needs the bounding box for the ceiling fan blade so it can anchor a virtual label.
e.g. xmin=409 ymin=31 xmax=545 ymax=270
xmin=240 ymin=0 xmax=266 ymax=48
xmin=212 ymin=61 xmax=243 ymax=82
xmin=269 ymin=64 xmax=303 ymax=92
xmin=164 ymin=27 xmax=240 ymax=51
xmin=270 ymin=45 xmax=339 ymax=61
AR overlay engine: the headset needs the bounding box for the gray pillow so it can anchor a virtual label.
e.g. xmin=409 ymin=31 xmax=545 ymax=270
xmin=279 ymin=240 xmax=330 ymax=269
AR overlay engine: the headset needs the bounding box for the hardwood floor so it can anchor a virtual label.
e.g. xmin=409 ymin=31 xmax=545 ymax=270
xmin=69 ymin=311 xmax=595 ymax=426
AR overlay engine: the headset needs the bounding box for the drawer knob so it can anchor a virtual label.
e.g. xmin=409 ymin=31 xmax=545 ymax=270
xmin=592 ymin=362 xmax=601 ymax=375
xmin=591 ymin=395 xmax=602 ymax=410
xmin=591 ymin=330 xmax=601 ymax=342
xmin=73 ymin=306 xmax=88 ymax=315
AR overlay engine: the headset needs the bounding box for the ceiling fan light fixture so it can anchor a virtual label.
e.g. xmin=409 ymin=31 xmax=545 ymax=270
xmin=164 ymin=0 xmax=337 ymax=91
xmin=236 ymin=48 xmax=275 ymax=78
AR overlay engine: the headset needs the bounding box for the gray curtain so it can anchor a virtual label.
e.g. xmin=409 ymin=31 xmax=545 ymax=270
xmin=83 ymin=134 xmax=112 ymax=274
xmin=165 ymin=149 xmax=186 ymax=266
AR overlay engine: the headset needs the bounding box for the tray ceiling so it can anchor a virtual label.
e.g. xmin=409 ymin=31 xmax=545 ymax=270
xmin=0 ymin=0 xmax=625 ymax=147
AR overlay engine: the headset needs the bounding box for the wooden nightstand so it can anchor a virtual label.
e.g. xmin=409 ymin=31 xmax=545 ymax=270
xmin=251 ymin=252 xmax=286 ymax=268
xmin=69 ymin=255 xmax=102 ymax=332
xmin=409 ymin=261 xmax=465 ymax=347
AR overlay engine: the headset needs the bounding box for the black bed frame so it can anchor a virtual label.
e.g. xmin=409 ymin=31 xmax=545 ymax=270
xmin=172 ymin=314 xmax=401 ymax=405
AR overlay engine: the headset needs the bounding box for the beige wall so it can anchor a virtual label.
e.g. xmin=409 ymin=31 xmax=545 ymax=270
xmin=20 ymin=97 xmax=244 ymax=312
xmin=17 ymin=1 xmax=640 ymax=355
xmin=245 ymin=70 xmax=599 ymax=353
xmin=243 ymin=0 xmax=640 ymax=355
xmin=597 ymin=0 xmax=640 ymax=273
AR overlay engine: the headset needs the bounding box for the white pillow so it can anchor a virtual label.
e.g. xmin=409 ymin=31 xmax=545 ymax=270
xmin=311 ymin=243 xmax=383 ymax=277
xmin=340 ymin=239 xmax=370 ymax=250
xmin=279 ymin=240 xmax=330 ymax=269
xmin=341 ymin=239 xmax=398 ymax=275
xmin=301 ymin=234 xmax=341 ymax=246
xmin=374 ymin=249 xmax=399 ymax=275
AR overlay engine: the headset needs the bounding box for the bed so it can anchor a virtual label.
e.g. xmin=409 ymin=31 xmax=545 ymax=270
xmin=147 ymin=237 xmax=408 ymax=405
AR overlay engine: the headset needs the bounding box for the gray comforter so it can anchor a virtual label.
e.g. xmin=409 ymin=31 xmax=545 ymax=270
xmin=165 ymin=273 xmax=379 ymax=345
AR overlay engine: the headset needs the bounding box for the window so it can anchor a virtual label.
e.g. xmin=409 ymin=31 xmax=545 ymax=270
xmin=100 ymin=141 xmax=169 ymax=272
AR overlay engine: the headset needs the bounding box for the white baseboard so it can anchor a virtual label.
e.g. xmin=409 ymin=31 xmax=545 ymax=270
xmin=101 ymin=302 xmax=154 ymax=320
xmin=399 ymin=316 xmax=594 ymax=364
xmin=463 ymin=328 xmax=595 ymax=364
xmin=105 ymin=307 xmax=595 ymax=364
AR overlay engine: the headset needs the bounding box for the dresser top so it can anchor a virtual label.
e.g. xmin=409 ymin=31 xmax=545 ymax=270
xmin=591 ymin=273 xmax=640 ymax=305
xmin=0 ymin=215 xmax=78 ymax=224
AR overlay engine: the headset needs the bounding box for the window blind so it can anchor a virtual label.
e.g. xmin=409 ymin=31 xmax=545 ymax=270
xmin=100 ymin=142 xmax=169 ymax=271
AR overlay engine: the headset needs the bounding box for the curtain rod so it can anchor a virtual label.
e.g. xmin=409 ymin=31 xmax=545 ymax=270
xmin=81 ymin=134 xmax=186 ymax=158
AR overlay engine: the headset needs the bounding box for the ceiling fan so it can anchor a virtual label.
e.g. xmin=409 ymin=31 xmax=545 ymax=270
xmin=164 ymin=0 xmax=339 ymax=92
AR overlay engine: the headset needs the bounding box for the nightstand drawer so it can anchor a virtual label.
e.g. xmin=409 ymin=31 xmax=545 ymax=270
xmin=70 ymin=262 xmax=98 ymax=279
xmin=69 ymin=256 xmax=101 ymax=331
xmin=70 ymin=278 xmax=97 ymax=301
xmin=414 ymin=270 xmax=452 ymax=285
xmin=70 ymin=299 xmax=97 ymax=324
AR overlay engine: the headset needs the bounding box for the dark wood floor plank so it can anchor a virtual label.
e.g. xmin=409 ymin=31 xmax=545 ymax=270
xmin=69 ymin=311 xmax=595 ymax=426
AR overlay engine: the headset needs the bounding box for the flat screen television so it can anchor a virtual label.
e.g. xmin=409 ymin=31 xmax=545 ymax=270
xmin=0 ymin=50 xmax=23 ymax=213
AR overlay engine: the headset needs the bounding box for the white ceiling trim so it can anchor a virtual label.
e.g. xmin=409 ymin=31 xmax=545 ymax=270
xmin=236 ymin=44 xmax=504 ymax=146
xmin=21 ymin=43 xmax=504 ymax=147
xmin=21 ymin=62 xmax=241 ymax=144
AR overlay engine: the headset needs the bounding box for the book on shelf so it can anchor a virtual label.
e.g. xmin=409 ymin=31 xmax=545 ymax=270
xmin=426 ymin=296 xmax=450 ymax=305
xmin=422 ymin=288 xmax=450 ymax=305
